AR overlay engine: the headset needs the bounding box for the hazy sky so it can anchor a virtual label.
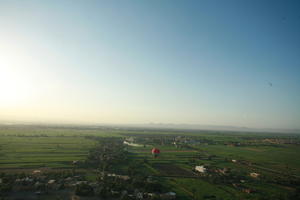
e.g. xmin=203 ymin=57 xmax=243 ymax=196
xmin=0 ymin=0 xmax=299 ymax=129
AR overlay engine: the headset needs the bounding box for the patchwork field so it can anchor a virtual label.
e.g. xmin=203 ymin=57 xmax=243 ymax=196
xmin=0 ymin=125 xmax=299 ymax=200
xmin=0 ymin=126 xmax=122 ymax=169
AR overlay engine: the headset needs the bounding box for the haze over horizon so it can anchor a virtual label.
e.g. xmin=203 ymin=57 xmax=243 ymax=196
xmin=1 ymin=0 xmax=300 ymax=129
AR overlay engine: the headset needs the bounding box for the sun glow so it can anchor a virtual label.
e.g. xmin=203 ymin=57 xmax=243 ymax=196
xmin=0 ymin=50 xmax=35 ymax=107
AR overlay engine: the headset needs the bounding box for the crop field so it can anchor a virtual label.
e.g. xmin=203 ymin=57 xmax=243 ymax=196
xmin=128 ymin=147 xmax=300 ymax=199
xmin=0 ymin=125 xmax=122 ymax=169
xmin=0 ymin=136 xmax=95 ymax=168
xmin=124 ymin=132 xmax=300 ymax=199
xmin=0 ymin=125 xmax=300 ymax=200
xmin=198 ymin=144 xmax=300 ymax=176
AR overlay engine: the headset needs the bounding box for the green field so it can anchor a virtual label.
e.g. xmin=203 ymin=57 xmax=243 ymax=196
xmin=0 ymin=125 xmax=300 ymax=200
xmin=0 ymin=126 xmax=122 ymax=168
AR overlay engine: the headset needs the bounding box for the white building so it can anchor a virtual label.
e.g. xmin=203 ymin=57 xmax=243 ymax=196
xmin=195 ymin=165 xmax=206 ymax=173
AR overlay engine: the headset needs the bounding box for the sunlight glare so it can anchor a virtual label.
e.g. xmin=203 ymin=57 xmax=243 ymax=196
xmin=0 ymin=51 xmax=35 ymax=106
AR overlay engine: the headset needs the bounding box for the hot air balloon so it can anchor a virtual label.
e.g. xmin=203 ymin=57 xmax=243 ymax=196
xmin=151 ymin=148 xmax=160 ymax=158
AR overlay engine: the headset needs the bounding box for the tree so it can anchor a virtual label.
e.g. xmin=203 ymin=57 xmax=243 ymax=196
xmin=75 ymin=183 xmax=94 ymax=196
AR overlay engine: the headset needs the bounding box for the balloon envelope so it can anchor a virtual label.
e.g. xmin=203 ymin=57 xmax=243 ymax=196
xmin=151 ymin=148 xmax=160 ymax=154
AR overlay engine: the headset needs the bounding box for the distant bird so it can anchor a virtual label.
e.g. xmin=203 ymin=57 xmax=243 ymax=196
xmin=268 ymin=82 xmax=273 ymax=87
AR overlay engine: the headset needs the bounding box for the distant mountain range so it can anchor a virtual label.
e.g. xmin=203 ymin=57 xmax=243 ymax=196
xmin=0 ymin=120 xmax=299 ymax=134
xmin=130 ymin=123 xmax=300 ymax=134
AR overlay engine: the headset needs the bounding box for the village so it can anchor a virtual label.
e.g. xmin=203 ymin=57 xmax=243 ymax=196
xmin=0 ymin=169 xmax=177 ymax=200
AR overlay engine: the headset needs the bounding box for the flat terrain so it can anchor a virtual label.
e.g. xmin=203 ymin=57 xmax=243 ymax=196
xmin=0 ymin=125 xmax=300 ymax=200
xmin=0 ymin=126 xmax=122 ymax=169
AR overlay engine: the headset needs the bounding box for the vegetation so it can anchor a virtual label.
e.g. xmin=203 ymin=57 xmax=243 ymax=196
xmin=0 ymin=124 xmax=299 ymax=199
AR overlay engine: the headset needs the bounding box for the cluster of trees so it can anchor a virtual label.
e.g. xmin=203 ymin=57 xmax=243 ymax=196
xmin=0 ymin=170 xmax=84 ymax=197
xmin=81 ymin=137 xmax=168 ymax=199
xmin=86 ymin=137 xmax=129 ymax=172
xmin=0 ymin=173 xmax=17 ymax=196
xmin=75 ymin=174 xmax=166 ymax=199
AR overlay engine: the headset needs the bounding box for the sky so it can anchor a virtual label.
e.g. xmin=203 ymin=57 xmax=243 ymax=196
xmin=0 ymin=0 xmax=299 ymax=129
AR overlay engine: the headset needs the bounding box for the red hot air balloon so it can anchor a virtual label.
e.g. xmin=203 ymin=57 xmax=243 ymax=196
xmin=151 ymin=148 xmax=160 ymax=158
